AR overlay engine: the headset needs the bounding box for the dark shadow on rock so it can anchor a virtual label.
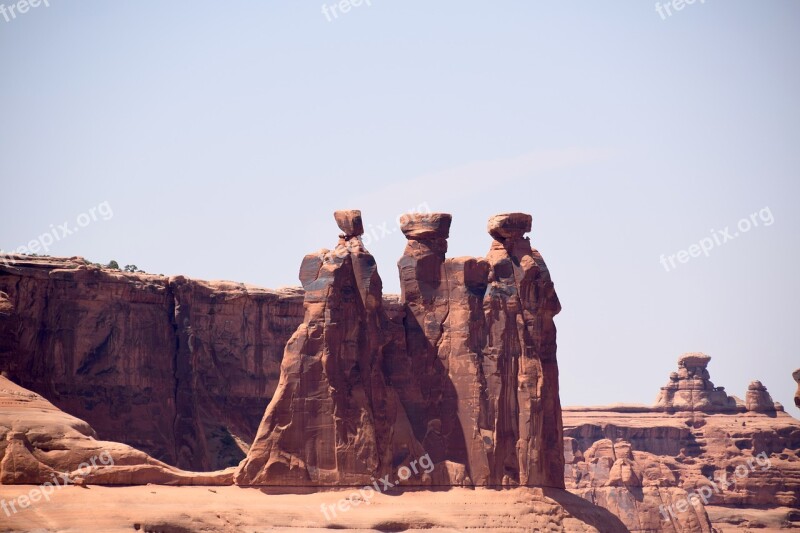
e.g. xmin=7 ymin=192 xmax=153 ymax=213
xmin=542 ymin=488 xmax=630 ymax=533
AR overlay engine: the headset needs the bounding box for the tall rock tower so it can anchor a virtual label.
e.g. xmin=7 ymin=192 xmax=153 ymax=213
xmin=392 ymin=211 xmax=564 ymax=488
xmin=234 ymin=210 xmax=423 ymax=486
xmin=483 ymin=213 xmax=564 ymax=488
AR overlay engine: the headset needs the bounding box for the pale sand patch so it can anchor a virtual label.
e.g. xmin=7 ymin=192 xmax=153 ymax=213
xmin=705 ymin=505 xmax=800 ymax=532
xmin=0 ymin=485 xmax=626 ymax=532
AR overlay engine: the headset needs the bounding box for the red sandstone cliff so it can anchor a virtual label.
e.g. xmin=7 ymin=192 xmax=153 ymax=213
xmin=0 ymin=374 xmax=232 ymax=486
xmin=0 ymin=255 xmax=303 ymax=471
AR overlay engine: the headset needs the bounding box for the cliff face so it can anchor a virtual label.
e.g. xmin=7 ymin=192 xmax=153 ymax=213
xmin=0 ymin=374 xmax=233 ymax=486
xmin=563 ymin=354 xmax=800 ymax=532
xmin=0 ymin=255 xmax=303 ymax=471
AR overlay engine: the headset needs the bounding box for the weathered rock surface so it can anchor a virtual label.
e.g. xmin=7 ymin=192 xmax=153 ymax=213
xmin=654 ymin=353 xmax=783 ymax=415
xmin=745 ymin=380 xmax=780 ymax=413
xmin=655 ymin=352 xmax=741 ymax=412
xmin=392 ymin=213 xmax=492 ymax=485
xmin=389 ymin=212 xmax=564 ymax=488
xmin=234 ymin=211 xmax=425 ymax=486
xmin=5 ymin=221 xmax=799 ymax=531
xmin=565 ymin=354 xmax=800 ymax=532
xmin=483 ymin=213 xmax=564 ymax=488
xmin=0 ymin=254 xmax=303 ymax=472
xmin=793 ymin=368 xmax=800 ymax=410
xmin=0 ymin=375 xmax=232 ymax=486
xmin=564 ymin=437 xmax=713 ymax=532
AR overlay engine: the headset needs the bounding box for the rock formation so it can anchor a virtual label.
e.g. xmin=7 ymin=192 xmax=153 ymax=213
xmin=794 ymin=368 xmax=800 ymax=410
xmin=234 ymin=210 xmax=424 ymax=486
xmin=745 ymin=380 xmax=779 ymax=412
xmin=655 ymin=352 xmax=782 ymax=414
xmin=564 ymin=353 xmax=800 ymax=532
xmin=392 ymin=213 xmax=491 ymax=485
xmin=0 ymin=374 xmax=232 ymax=486
xmin=655 ymin=352 xmax=740 ymax=412
xmin=4 ymin=219 xmax=800 ymax=531
xmin=564 ymin=438 xmax=714 ymax=532
xmin=483 ymin=213 xmax=564 ymax=488
xmin=389 ymin=212 xmax=564 ymax=488
xmin=0 ymin=254 xmax=303 ymax=471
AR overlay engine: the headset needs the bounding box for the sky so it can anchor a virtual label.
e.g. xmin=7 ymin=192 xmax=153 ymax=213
xmin=2 ymin=1 xmax=799 ymax=410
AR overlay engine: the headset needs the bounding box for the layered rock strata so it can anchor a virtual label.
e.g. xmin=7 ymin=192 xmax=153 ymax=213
xmin=483 ymin=213 xmax=564 ymax=488
xmin=793 ymin=368 xmax=800 ymax=410
xmin=392 ymin=213 xmax=491 ymax=485
xmin=0 ymin=255 xmax=303 ymax=471
xmin=234 ymin=210 xmax=424 ymax=486
xmin=654 ymin=352 xmax=778 ymax=413
xmin=0 ymin=375 xmax=232 ymax=485
xmin=389 ymin=212 xmax=564 ymax=488
xmin=564 ymin=354 xmax=800 ymax=532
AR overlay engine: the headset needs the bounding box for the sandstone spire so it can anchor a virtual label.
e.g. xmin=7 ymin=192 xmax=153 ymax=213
xmin=483 ymin=213 xmax=564 ymax=488
xmin=392 ymin=211 xmax=565 ymax=488
xmin=394 ymin=213 xmax=491 ymax=485
xmin=234 ymin=210 xmax=423 ymax=486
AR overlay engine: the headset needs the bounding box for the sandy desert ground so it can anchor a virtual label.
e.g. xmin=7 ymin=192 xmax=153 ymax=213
xmin=0 ymin=485 xmax=629 ymax=533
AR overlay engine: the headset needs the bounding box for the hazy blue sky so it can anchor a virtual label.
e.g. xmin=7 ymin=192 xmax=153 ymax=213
xmin=2 ymin=1 xmax=799 ymax=410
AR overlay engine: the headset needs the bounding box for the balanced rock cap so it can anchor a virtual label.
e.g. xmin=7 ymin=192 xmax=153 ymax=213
xmin=488 ymin=213 xmax=532 ymax=241
xmin=334 ymin=210 xmax=364 ymax=237
xmin=678 ymin=352 xmax=711 ymax=368
xmin=400 ymin=213 xmax=452 ymax=240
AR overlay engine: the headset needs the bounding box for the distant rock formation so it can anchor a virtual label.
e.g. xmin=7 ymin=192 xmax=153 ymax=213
xmin=564 ymin=352 xmax=800 ymax=532
xmin=564 ymin=437 xmax=714 ymax=532
xmin=655 ymin=353 xmax=781 ymax=413
xmin=234 ymin=210 xmax=424 ymax=486
xmin=654 ymin=352 xmax=737 ymax=411
xmin=745 ymin=380 xmax=779 ymax=412
xmin=794 ymin=368 xmax=800 ymax=410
